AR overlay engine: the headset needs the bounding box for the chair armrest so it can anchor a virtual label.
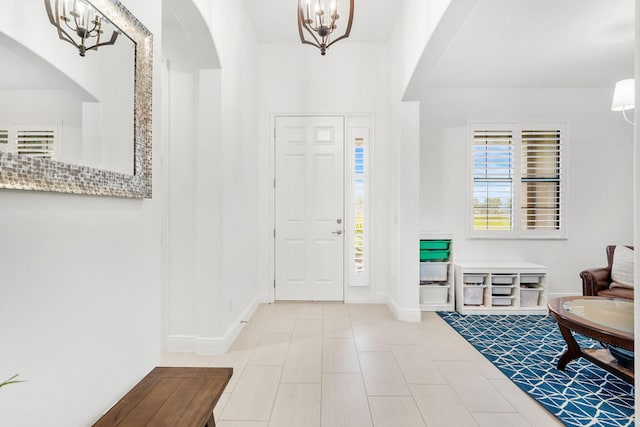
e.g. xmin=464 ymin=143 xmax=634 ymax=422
xmin=580 ymin=267 xmax=611 ymax=296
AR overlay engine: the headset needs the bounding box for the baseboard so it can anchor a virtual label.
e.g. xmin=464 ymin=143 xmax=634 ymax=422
xmin=166 ymin=293 xmax=261 ymax=355
xmin=386 ymin=294 xmax=422 ymax=323
xmin=165 ymin=335 xmax=198 ymax=353
xmin=257 ymin=290 xmax=271 ymax=304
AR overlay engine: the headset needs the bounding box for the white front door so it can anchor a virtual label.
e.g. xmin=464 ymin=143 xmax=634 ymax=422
xmin=275 ymin=116 xmax=345 ymax=301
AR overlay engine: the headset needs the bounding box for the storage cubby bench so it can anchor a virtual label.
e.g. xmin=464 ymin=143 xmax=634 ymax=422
xmin=454 ymin=261 xmax=548 ymax=314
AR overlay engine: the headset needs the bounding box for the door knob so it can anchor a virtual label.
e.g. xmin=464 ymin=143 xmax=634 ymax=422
xmin=332 ymin=230 xmax=343 ymax=235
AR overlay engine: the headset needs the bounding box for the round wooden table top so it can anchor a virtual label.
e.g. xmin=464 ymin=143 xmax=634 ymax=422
xmin=548 ymin=296 xmax=634 ymax=349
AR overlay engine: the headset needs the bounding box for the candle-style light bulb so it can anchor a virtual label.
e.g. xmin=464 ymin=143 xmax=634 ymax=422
xmin=330 ymin=0 xmax=337 ymax=26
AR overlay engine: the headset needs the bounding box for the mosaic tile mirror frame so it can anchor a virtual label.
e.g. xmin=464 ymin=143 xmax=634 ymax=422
xmin=0 ymin=0 xmax=153 ymax=198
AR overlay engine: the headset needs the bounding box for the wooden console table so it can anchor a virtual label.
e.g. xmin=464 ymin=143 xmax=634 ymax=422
xmin=93 ymin=367 xmax=233 ymax=426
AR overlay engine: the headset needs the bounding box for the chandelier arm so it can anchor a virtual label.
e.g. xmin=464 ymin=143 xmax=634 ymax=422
xmin=84 ymin=31 xmax=119 ymax=52
xmin=63 ymin=19 xmax=76 ymax=33
xmin=298 ymin=4 xmax=322 ymax=49
xmin=86 ymin=21 xmax=100 ymax=37
xmin=326 ymin=0 xmax=354 ymax=48
xmin=324 ymin=0 xmax=354 ymax=49
xmin=56 ymin=27 xmax=82 ymax=49
xmin=73 ymin=13 xmax=82 ymax=34
xmin=45 ymin=0 xmax=79 ymax=48
xmin=303 ymin=25 xmax=324 ymax=48
xmin=325 ymin=30 xmax=348 ymax=49
xmin=44 ymin=0 xmax=59 ymax=26
xmin=57 ymin=21 xmax=84 ymax=49
xmin=300 ymin=17 xmax=324 ymax=48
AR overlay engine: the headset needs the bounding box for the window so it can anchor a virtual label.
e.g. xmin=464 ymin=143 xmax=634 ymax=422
xmin=354 ymin=137 xmax=365 ymax=273
xmin=348 ymin=124 xmax=370 ymax=286
xmin=16 ymin=129 xmax=55 ymax=159
xmin=0 ymin=123 xmax=57 ymax=159
xmin=0 ymin=129 xmax=8 ymax=149
xmin=468 ymin=123 xmax=565 ymax=239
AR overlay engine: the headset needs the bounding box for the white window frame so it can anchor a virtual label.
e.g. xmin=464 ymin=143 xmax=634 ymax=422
xmin=466 ymin=121 xmax=567 ymax=240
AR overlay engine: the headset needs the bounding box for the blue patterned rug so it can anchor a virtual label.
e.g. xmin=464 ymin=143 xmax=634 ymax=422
xmin=438 ymin=312 xmax=635 ymax=427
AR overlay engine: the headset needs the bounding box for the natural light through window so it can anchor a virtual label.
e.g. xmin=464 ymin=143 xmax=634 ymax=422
xmin=354 ymin=137 xmax=365 ymax=273
xmin=348 ymin=123 xmax=370 ymax=287
xmin=473 ymin=130 xmax=514 ymax=231
xmin=469 ymin=123 xmax=565 ymax=239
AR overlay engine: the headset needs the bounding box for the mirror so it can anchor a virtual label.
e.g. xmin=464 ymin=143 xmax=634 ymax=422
xmin=0 ymin=0 xmax=152 ymax=198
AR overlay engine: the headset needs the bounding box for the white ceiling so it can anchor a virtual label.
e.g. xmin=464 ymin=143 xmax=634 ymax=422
xmin=243 ymin=0 xmax=634 ymax=89
xmin=425 ymin=0 xmax=635 ymax=88
xmin=0 ymin=32 xmax=90 ymax=96
xmin=242 ymin=0 xmax=402 ymax=43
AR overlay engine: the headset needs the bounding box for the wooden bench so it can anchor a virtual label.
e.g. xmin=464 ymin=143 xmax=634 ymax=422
xmin=93 ymin=367 xmax=233 ymax=426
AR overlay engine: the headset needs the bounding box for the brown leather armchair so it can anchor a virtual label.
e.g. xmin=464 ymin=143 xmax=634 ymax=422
xmin=580 ymin=245 xmax=634 ymax=300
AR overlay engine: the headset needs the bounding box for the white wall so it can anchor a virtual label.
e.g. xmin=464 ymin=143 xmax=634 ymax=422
xmin=0 ymin=0 xmax=162 ymax=425
xmin=392 ymin=0 xmax=453 ymax=97
xmin=386 ymin=0 xmax=456 ymax=321
xmin=183 ymin=0 xmax=261 ymax=347
xmin=162 ymin=18 xmax=202 ymax=342
xmin=163 ymin=0 xmax=260 ymax=354
xmin=0 ymin=89 xmax=82 ymax=163
xmin=256 ymin=42 xmax=391 ymax=304
xmin=207 ymin=1 xmax=261 ymax=337
xmin=420 ymin=88 xmax=634 ymax=296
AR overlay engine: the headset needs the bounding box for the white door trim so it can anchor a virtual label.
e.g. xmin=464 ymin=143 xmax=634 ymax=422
xmin=267 ymin=113 xmax=375 ymax=303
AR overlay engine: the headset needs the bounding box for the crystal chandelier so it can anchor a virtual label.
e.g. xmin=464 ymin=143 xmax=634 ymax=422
xmin=298 ymin=0 xmax=354 ymax=56
xmin=44 ymin=0 xmax=119 ymax=57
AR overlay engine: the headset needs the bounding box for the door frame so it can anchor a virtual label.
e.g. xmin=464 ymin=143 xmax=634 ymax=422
xmin=267 ymin=113 xmax=375 ymax=303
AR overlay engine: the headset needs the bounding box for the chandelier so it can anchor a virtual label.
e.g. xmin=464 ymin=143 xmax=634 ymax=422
xmin=44 ymin=0 xmax=119 ymax=57
xmin=298 ymin=0 xmax=354 ymax=55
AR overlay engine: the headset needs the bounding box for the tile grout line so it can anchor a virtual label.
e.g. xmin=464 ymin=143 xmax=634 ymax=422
xmin=350 ymin=305 xmax=376 ymax=427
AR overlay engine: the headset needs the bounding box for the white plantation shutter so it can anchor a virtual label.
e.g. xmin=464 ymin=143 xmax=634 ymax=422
xmin=469 ymin=123 xmax=565 ymax=239
xmin=472 ymin=129 xmax=514 ymax=231
xmin=520 ymin=129 xmax=562 ymax=231
xmin=17 ymin=129 xmax=55 ymax=159
xmin=0 ymin=123 xmax=57 ymax=159
xmin=0 ymin=129 xmax=8 ymax=152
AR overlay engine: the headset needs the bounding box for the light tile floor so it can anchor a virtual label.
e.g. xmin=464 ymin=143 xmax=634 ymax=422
xmin=162 ymin=303 xmax=563 ymax=427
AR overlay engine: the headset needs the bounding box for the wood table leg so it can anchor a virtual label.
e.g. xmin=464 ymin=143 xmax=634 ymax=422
xmin=205 ymin=412 xmax=215 ymax=427
xmin=556 ymin=323 xmax=583 ymax=370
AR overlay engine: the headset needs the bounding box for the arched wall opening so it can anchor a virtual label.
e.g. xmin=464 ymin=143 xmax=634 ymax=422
xmin=161 ymin=0 xmax=224 ymax=353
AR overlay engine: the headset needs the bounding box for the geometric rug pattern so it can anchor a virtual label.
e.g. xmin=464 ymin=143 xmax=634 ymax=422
xmin=438 ymin=312 xmax=635 ymax=427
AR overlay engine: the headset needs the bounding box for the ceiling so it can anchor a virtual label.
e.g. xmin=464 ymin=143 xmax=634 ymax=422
xmin=242 ymin=0 xmax=402 ymax=43
xmin=425 ymin=0 xmax=635 ymax=88
xmin=243 ymin=0 xmax=634 ymax=89
xmin=0 ymin=32 xmax=92 ymax=99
